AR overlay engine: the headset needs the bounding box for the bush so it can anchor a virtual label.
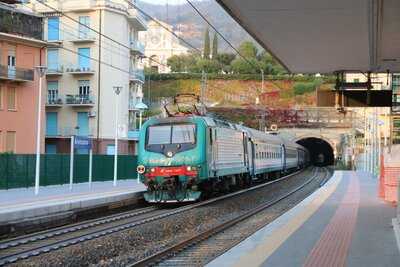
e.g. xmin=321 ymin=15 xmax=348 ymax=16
xmin=293 ymin=79 xmax=324 ymax=95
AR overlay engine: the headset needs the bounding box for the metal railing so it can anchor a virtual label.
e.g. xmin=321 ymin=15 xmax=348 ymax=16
xmin=0 ymin=64 xmax=34 ymax=81
xmin=130 ymin=39 xmax=145 ymax=54
xmin=47 ymin=95 xmax=63 ymax=105
xmin=65 ymin=67 xmax=94 ymax=73
xmin=65 ymin=94 xmax=95 ymax=105
xmin=47 ymin=65 xmax=64 ymax=75
xmin=130 ymin=69 xmax=145 ymax=83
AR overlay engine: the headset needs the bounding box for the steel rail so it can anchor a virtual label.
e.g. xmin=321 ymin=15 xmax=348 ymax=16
xmin=129 ymin=168 xmax=324 ymax=267
xmin=0 ymin=168 xmax=312 ymax=266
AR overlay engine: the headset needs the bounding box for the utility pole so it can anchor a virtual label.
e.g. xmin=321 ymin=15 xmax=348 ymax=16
xmin=201 ymin=70 xmax=207 ymax=113
xmin=261 ymin=69 xmax=264 ymax=92
xmin=364 ymin=108 xmax=367 ymax=171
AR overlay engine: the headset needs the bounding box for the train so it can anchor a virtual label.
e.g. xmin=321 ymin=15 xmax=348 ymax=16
xmin=137 ymin=115 xmax=310 ymax=203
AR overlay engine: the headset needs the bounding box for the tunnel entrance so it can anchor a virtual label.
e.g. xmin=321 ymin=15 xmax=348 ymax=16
xmin=296 ymin=137 xmax=334 ymax=167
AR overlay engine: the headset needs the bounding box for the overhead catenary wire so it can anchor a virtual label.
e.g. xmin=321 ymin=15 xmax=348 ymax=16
xmin=29 ymin=0 xmax=171 ymax=69
xmin=122 ymin=0 xmax=202 ymax=55
xmin=185 ymin=0 xmax=262 ymax=71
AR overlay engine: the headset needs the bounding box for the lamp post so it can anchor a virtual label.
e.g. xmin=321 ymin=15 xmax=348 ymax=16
xmin=113 ymin=86 xmax=122 ymax=187
xmin=135 ymin=101 xmax=148 ymax=129
xmin=34 ymin=66 xmax=47 ymax=195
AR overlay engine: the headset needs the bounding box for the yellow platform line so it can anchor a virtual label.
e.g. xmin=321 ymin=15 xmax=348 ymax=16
xmin=233 ymin=172 xmax=343 ymax=267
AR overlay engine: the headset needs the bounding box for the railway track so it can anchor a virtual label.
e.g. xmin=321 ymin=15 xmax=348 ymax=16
xmin=130 ymin=167 xmax=328 ymax=267
xmin=0 ymin=168 xmax=313 ymax=266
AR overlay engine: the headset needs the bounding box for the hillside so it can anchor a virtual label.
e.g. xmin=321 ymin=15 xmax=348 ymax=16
xmin=138 ymin=0 xmax=258 ymax=52
xmin=144 ymin=78 xmax=333 ymax=109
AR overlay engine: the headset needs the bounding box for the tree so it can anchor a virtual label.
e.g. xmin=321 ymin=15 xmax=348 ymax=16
xmin=259 ymin=51 xmax=286 ymax=75
xmin=238 ymin=41 xmax=258 ymax=58
xmin=194 ymin=59 xmax=221 ymax=74
xmin=167 ymin=55 xmax=185 ymax=72
xmin=212 ymin=32 xmax=218 ymax=59
xmin=216 ymin=53 xmax=235 ymax=73
xmin=203 ymin=27 xmax=210 ymax=59
xmin=231 ymin=58 xmax=260 ymax=74
xmin=167 ymin=54 xmax=199 ymax=73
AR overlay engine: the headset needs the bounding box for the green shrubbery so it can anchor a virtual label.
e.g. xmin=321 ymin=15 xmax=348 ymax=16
xmin=293 ymin=79 xmax=324 ymax=95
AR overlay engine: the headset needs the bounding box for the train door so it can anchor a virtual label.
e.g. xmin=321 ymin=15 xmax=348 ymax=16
xmin=207 ymin=127 xmax=216 ymax=177
xmin=249 ymin=139 xmax=255 ymax=178
xmin=281 ymin=144 xmax=286 ymax=172
xmin=243 ymin=133 xmax=249 ymax=170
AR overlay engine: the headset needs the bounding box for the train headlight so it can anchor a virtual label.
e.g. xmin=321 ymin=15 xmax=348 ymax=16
xmin=166 ymin=151 xmax=173 ymax=158
xmin=150 ymin=168 xmax=156 ymax=173
xmin=137 ymin=165 xmax=146 ymax=174
xmin=186 ymin=166 xmax=196 ymax=171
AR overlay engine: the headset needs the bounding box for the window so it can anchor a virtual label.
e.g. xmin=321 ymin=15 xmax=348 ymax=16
xmin=147 ymin=124 xmax=196 ymax=145
xmin=392 ymin=74 xmax=400 ymax=93
xmin=7 ymin=87 xmax=16 ymax=110
xmin=48 ymin=17 xmax=60 ymax=41
xmin=148 ymin=125 xmax=172 ymax=145
xmin=47 ymin=49 xmax=59 ymax=71
xmin=77 ymin=112 xmax=89 ymax=136
xmin=46 ymin=144 xmax=57 ymax=154
xmin=47 ymin=81 xmax=59 ymax=103
xmin=79 ymin=16 xmax=90 ymax=39
xmin=107 ymin=144 xmax=115 ymax=155
xmin=7 ymin=50 xmax=16 ymax=78
xmin=6 ymin=131 xmax=16 ymax=153
xmin=353 ymin=78 xmax=360 ymax=83
xmin=46 ymin=112 xmax=58 ymax=136
xmin=0 ymin=131 xmax=2 ymax=152
xmin=78 ymin=80 xmax=90 ymax=96
xmin=78 ymin=48 xmax=90 ymax=69
xmin=172 ymin=124 xmax=196 ymax=144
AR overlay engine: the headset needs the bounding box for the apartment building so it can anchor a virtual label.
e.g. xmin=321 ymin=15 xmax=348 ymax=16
xmin=28 ymin=0 xmax=147 ymax=155
xmin=0 ymin=2 xmax=46 ymax=153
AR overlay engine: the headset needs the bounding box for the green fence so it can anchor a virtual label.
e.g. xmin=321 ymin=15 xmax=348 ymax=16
xmin=0 ymin=154 xmax=138 ymax=190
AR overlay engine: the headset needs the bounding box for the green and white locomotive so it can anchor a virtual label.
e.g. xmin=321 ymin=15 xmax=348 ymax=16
xmin=137 ymin=96 xmax=309 ymax=203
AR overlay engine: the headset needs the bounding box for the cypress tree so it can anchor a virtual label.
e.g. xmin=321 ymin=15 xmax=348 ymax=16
xmin=203 ymin=27 xmax=210 ymax=59
xmin=212 ymin=32 xmax=218 ymax=59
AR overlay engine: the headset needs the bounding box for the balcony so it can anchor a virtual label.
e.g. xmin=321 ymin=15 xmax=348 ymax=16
xmin=0 ymin=64 xmax=34 ymax=82
xmin=127 ymin=8 xmax=147 ymax=31
xmin=46 ymin=65 xmax=64 ymax=76
xmin=46 ymin=95 xmax=63 ymax=107
xmin=129 ymin=69 xmax=145 ymax=83
xmin=130 ymin=40 xmax=145 ymax=56
xmin=65 ymin=94 xmax=95 ymax=107
xmin=70 ymin=33 xmax=96 ymax=43
xmin=66 ymin=67 xmax=95 ymax=75
xmin=128 ymin=130 xmax=140 ymax=140
xmin=46 ymin=127 xmax=94 ymax=138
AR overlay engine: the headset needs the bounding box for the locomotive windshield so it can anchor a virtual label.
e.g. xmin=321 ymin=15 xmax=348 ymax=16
xmin=147 ymin=124 xmax=196 ymax=145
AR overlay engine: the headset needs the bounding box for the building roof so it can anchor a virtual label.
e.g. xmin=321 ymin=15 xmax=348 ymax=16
xmin=0 ymin=2 xmax=42 ymax=17
xmin=217 ymin=0 xmax=400 ymax=74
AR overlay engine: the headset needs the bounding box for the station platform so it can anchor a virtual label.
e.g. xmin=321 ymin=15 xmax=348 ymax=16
xmin=208 ymin=171 xmax=400 ymax=267
xmin=0 ymin=180 xmax=145 ymax=228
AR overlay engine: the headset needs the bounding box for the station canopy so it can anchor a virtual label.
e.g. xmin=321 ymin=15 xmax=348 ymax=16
xmin=217 ymin=0 xmax=400 ymax=74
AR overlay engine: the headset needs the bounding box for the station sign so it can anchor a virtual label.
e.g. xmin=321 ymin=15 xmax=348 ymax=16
xmin=74 ymin=136 xmax=92 ymax=150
